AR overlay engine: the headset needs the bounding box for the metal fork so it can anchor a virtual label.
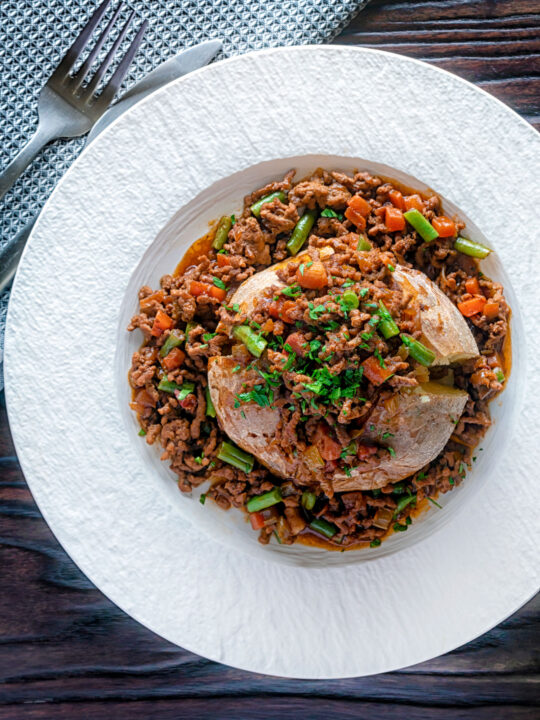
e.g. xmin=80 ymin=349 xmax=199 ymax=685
xmin=0 ymin=0 xmax=148 ymax=201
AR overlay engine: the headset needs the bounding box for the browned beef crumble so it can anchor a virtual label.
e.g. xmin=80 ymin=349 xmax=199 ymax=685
xmin=128 ymin=168 xmax=509 ymax=549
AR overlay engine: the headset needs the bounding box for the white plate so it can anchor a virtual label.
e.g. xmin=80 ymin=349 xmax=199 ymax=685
xmin=5 ymin=46 xmax=540 ymax=679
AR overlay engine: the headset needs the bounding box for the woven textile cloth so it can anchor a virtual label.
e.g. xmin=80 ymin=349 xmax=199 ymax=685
xmin=0 ymin=0 xmax=366 ymax=389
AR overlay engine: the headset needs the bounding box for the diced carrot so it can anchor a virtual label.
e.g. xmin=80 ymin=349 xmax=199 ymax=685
xmin=250 ymin=512 xmax=265 ymax=531
xmin=389 ymin=189 xmax=405 ymax=210
xmin=458 ymin=296 xmax=486 ymax=317
xmin=161 ymin=347 xmax=185 ymax=371
xmin=362 ymin=355 xmax=393 ymax=385
xmin=404 ymin=194 xmax=424 ymax=212
xmin=374 ymin=206 xmax=386 ymax=218
xmin=209 ymin=285 xmax=227 ymax=301
xmin=465 ymin=277 xmax=480 ymax=295
xmin=280 ymin=300 xmax=296 ymax=323
xmin=357 ymin=443 xmax=378 ymax=461
xmin=432 ymin=215 xmax=456 ymax=237
xmin=268 ymin=299 xmax=296 ymax=323
xmin=483 ymin=300 xmax=500 ymax=320
xmin=216 ymin=253 xmax=230 ymax=267
xmin=345 ymin=206 xmax=366 ymax=230
xmin=384 ymin=206 xmax=405 ymax=232
xmin=261 ymin=319 xmax=274 ymax=333
xmin=348 ymin=194 xmax=371 ymax=217
xmin=285 ymin=332 xmax=307 ymax=357
xmin=313 ymin=422 xmax=342 ymax=461
xmin=189 ymin=280 xmax=211 ymax=297
xmin=296 ymin=260 xmax=328 ymax=289
xmin=151 ymin=310 xmax=174 ymax=337
xmin=140 ymin=289 xmax=165 ymax=309
xmin=189 ymin=280 xmax=226 ymax=302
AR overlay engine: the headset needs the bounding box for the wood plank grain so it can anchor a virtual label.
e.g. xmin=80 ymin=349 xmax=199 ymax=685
xmin=336 ymin=0 xmax=540 ymax=130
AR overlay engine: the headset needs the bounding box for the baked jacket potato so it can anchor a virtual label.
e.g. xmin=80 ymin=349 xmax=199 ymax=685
xmin=208 ymin=259 xmax=477 ymax=490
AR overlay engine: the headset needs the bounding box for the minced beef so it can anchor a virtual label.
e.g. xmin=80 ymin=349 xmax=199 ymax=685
xmin=128 ymin=168 xmax=509 ymax=550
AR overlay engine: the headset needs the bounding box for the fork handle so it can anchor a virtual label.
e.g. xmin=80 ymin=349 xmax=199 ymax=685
xmin=0 ymin=123 xmax=57 ymax=202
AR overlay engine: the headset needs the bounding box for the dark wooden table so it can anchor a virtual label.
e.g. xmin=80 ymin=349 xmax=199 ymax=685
xmin=1 ymin=1 xmax=539 ymax=717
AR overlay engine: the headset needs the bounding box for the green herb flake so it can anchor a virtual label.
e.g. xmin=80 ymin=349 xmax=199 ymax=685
xmin=359 ymin=288 xmax=369 ymax=298
xmin=212 ymin=276 xmax=227 ymax=290
xmin=232 ymin=365 xmax=241 ymax=373
xmin=370 ymin=538 xmax=382 ymax=548
xmin=232 ymin=303 xmax=240 ymax=313
xmin=387 ymin=263 xmax=395 ymax=272
xmin=281 ymin=284 xmax=302 ymax=298
xmin=393 ymin=522 xmax=408 ymax=532
xmin=199 ymin=493 xmax=206 ymax=505
xmin=387 ymin=446 xmax=396 ymax=458
xmin=299 ymin=263 xmax=305 ymax=275
xmin=342 ymin=279 xmax=354 ymax=288
xmin=138 ymin=428 xmax=146 ymax=437
xmin=428 ymin=497 xmax=443 ymax=509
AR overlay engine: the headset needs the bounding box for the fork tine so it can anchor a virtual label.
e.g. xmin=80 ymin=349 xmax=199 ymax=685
xmin=91 ymin=19 xmax=148 ymax=111
xmin=83 ymin=11 xmax=136 ymax=99
xmin=50 ymin=0 xmax=114 ymax=81
xmin=71 ymin=2 xmax=125 ymax=92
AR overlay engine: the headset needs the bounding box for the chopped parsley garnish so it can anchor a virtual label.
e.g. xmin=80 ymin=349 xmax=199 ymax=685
xmin=232 ymin=303 xmax=240 ymax=313
xmin=230 ymin=214 xmax=236 ymax=225
xmin=212 ymin=276 xmax=227 ymax=290
xmin=138 ymin=428 xmax=146 ymax=437
xmin=387 ymin=446 xmax=396 ymax=458
xmin=495 ymin=370 xmax=505 ymax=383
xmin=381 ymin=431 xmax=394 ymax=440
xmin=342 ymin=279 xmax=354 ymax=288
xmin=374 ymin=348 xmax=386 ymax=368
xmin=232 ymin=365 xmax=241 ymax=373
xmin=202 ymin=332 xmax=217 ymax=342
xmin=321 ymin=207 xmax=344 ymax=220
xmin=281 ymin=284 xmax=302 ymax=298
xmin=359 ymin=288 xmax=369 ymax=298
xmin=387 ymin=263 xmax=395 ymax=272
xmin=370 ymin=538 xmax=381 ymax=548
xmin=393 ymin=522 xmax=408 ymax=532
xmin=199 ymin=493 xmax=206 ymax=504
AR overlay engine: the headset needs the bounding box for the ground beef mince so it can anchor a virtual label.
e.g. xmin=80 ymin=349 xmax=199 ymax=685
xmin=128 ymin=168 xmax=509 ymax=550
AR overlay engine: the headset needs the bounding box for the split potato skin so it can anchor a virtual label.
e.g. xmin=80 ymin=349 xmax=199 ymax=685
xmin=392 ymin=266 xmax=478 ymax=365
xmin=208 ymin=257 xmax=475 ymax=491
xmin=208 ymin=355 xmax=296 ymax=478
xmin=332 ymin=382 xmax=468 ymax=492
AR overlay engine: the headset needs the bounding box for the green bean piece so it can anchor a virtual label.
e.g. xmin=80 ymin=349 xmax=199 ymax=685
xmin=309 ymin=518 xmax=338 ymax=539
xmin=212 ymin=215 xmax=233 ymax=251
xmin=159 ymin=329 xmax=184 ymax=357
xmin=454 ymin=236 xmax=491 ymax=259
xmin=400 ymin=334 xmax=436 ymax=367
xmin=301 ymin=490 xmax=317 ymax=511
xmin=377 ymin=301 xmax=400 ymax=339
xmin=393 ymin=493 xmax=417 ymax=518
xmin=403 ymin=208 xmax=439 ymax=242
xmin=158 ymin=377 xmax=195 ymax=398
xmin=250 ymin=190 xmax=286 ymax=217
xmin=233 ymin=325 xmax=267 ymax=357
xmin=286 ymin=209 xmax=317 ymax=255
xmin=217 ymin=440 xmax=255 ymax=473
xmin=205 ymin=386 xmax=216 ymax=418
xmin=342 ymin=290 xmax=359 ymax=309
xmin=357 ymin=235 xmax=372 ymax=252
xmin=246 ymin=486 xmax=282 ymax=512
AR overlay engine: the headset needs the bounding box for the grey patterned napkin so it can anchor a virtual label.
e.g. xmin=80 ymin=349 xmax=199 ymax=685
xmin=0 ymin=0 xmax=367 ymax=389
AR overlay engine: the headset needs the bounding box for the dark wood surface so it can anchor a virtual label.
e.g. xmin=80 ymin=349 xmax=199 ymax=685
xmin=1 ymin=1 xmax=539 ymax=717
